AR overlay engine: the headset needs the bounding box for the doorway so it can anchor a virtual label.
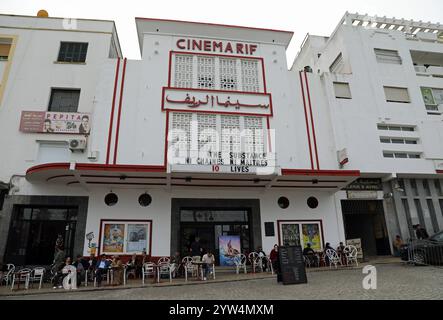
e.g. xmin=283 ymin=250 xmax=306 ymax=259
xmin=341 ymin=200 xmax=391 ymax=257
xmin=5 ymin=206 xmax=78 ymax=265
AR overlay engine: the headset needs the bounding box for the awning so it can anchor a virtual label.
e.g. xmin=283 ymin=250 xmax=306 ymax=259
xmin=26 ymin=163 xmax=360 ymax=190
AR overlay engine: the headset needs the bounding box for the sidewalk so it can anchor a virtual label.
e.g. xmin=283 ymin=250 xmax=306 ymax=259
xmin=0 ymin=256 xmax=402 ymax=297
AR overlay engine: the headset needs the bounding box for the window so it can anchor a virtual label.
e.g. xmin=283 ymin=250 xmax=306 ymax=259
xmin=219 ymin=58 xmax=237 ymax=90
xmin=244 ymin=116 xmax=264 ymax=154
xmin=420 ymin=87 xmax=443 ymax=110
xmin=174 ymin=55 xmax=193 ymax=88
xmin=0 ymin=38 xmax=12 ymax=60
xmin=197 ymin=56 xmax=215 ymax=89
xmin=333 ymin=82 xmax=352 ymax=99
xmin=48 ymin=89 xmax=80 ymax=112
xmin=434 ymin=180 xmax=443 ymax=196
xmin=374 ymin=49 xmax=402 ymax=64
xmin=37 ymin=141 xmax=70 ymax=163
xmin=329 ymin=53 xmax=344 ymax=73
xmin=241 ymin=59 xmax=260 ymax=92
xmin=377 ymin=124 xmax=416 ymax=132
xmin=423 ymin=180 xmax=431 ymax=196
xmin=384 ymin=86 xmax=410 ymax=103
xmin=221 ymin=115 xmax=241 ymax=153
xmin=383 ymin=152 xmax=421 ymax=159
xmin=57 ymin=42 xmax=88 ymax=63
xmin=379 ymin=137 xmax=418 ymax=144
xmin=172 ymin=53 xmax=263 ymax=92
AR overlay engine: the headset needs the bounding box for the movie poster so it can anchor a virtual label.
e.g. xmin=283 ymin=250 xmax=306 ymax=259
xmin=103 ymin=224 xmax=125 ymax=253
xmin=281 ymin=223 xmax=300 ymax=246
xmin=302 ymin=223 xmax=322 ymax=251
xmin=219 ymin=236 xmax=241 ymax=266
xmin=127 ymin=224 xmax=148 ymax=253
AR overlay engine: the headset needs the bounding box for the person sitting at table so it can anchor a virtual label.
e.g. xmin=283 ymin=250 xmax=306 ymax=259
xmin=72 ymin=255 xmax=85 ymax=286
xmin=53 ymin=257 xmax=72 ymax=289
xmin=111 ymin=256 xmax=124 ymax=286
xmin=324 ymin=242 xmax=336 ymax=266
xmin=95 ymin=254 xmax=111 ymax=287
xmin=202 ymin=250 xmax=215 ymax=280
xmin=126 ymin=253 xmax=137 ymax=278
xmin=256 ymin=246 xmax=268 ymax=271
xmin=170 ymin=251 xmax=181 ymax=278
xmin=303 ymin=243 xmax=319 ymax=267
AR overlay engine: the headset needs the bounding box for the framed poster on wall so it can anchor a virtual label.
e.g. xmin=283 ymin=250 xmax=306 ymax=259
xmin=219 ymin=236 xmax=241 ymax=266
xmin=99 ymin=219 xmax=152 ymax=256
xmin=277 ymin=220 xmax=324 ymax=251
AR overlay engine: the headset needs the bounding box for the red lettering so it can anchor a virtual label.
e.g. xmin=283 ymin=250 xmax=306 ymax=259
xmin=213 ymin=41 xmax=223 ymax=52
xmin=192 ymin=39 xmax=202 ymax=51
xmin=236 ymin=43 xmax=244 ymax=54
xmin=224 ymin=42 xmax=233 ymax=53
xmin=176 ymin=39 xmax=186 ymax=49
xmin=249 ymin=44 xmax=257 ymax=55
xmin=204 ymin=40 xmax=211 ymax=51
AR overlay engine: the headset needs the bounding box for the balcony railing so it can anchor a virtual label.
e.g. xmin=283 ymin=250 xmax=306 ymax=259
xmin=415 ymin=65 xmax=443 ymax=77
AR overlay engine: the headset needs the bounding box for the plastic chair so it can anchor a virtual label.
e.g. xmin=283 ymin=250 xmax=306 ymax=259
xmin=11 ymin=268 xmax=32 ymax=290
xmin=2 ymin=264 xmax=15 ymax=287
xmin=182 ymin=256 xmax=198 ymax=281
xmin=234 ymin=254 xmax=247 ymax=274
xmin=158 ymin=262 xmax=172 ymax=283
xmin=248 ymin=252 xmax=261 ymax=273
xmin=325 ymin=249 xmax=342 ymax=269
xmin=30 ymin=267 xmax=45 ymax=289
xmin=142 ymin=262 xmax=155 ymax=285
xmin=157 ymin=257 xmax=171 ymax=264
xmin=343 ymin=245 xmax=359 ymax=266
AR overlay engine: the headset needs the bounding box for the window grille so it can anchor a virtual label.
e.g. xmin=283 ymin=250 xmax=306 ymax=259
xmin=197 ymin=56 xmax=215 ymax=89
xmin=174 ymin=55 xmax=193 ymax=88
xmin=197 ymin=114 xmax=217 ymax=153
xmin=221 ymin=115 xmax=241 ymax=153
xmin=171 ymin=113 xmax=192 ymax=156
xmin=219 ymin=58 xmax=237 ymax=90
xmin=244 ymin=116 xmax=264 ymax=154
xmin=48 ymin=89 xmax=80 ymax=112
xmin=241 ymin=59 xmax=260 ymax=92
xmin=57 ymin=42 xmax=88 ymax=63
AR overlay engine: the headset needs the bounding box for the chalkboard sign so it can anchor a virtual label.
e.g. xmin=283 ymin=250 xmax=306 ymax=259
xmin=278 ymin=246 xmax=307 ymax=285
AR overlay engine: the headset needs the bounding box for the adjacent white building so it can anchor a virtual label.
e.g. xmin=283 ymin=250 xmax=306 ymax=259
xmin=0 ymin=11 xmax=442 ymax=266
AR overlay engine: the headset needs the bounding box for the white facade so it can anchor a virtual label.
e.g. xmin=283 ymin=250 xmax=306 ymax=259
xmin=2 ymin=12 xmax=442 ymax=266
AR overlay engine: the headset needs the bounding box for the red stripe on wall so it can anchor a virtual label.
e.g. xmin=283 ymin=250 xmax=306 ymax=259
xmin=299 ymin=71 xmax=314 ymax=170
xmin=113 ymin=58 xmax=128 ymax=165
xmin=106 ymin=58 xmax=121 ymax=164
xmin=304 ymin=71 xmax=320 ymax=170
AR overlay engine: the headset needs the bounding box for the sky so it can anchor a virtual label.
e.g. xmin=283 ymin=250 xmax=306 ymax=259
xmin=1 ymin=0 xmax=443 ymax=66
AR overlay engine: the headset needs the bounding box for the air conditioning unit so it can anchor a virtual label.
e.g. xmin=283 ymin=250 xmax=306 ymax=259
xmin=68 ymin=138 xmax=87 ymax=152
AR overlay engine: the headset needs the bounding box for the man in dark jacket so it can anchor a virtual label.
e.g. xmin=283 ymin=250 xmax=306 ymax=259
xmin=95 ymin=254 xmax=111 ymax=287
xmin=414 ymin=224 xmax=429 ymax=240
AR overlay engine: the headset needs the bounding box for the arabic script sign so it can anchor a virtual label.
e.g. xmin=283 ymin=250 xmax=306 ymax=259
xmin=20 ymin=111 xmax=91 ymax=135
xmin=162 ymin=88 xmax=272 ymax=115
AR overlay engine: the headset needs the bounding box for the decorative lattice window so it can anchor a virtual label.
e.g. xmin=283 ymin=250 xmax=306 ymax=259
xmin=171 ymin=112 xmax=192 ymax=156
xmin=241 ymin=59 xmax=260 ymax=92
xmin=197 ymin=56 xmax=215 ymax=89
xmin=244 ymin=116 xmax=264 ymax=154
xmin=221 ymin=115 xmax=241 ymax=153
xmin=220 ymin=58 xmax=238 ymax=91
xmin=174 ymin=55 xmax=193 ymax=88
xmin=197 ymin=113 xmax=217 ymax=153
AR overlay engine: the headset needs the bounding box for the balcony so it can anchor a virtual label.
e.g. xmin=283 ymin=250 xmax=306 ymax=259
xmin=411 ymin=50 xmax=443 ymax=78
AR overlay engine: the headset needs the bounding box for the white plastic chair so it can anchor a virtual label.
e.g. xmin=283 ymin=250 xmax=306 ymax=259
xmin=157 ymin=257 xmax=171 ymax=264
xmin=2 ymin=264 xmax=15 ymax=286
xmin=30 ymin=267 xmax=45 ymax=289
xmin=248 ymin=252 xmax=261 ymax=273
xmin=343 ymin=245 xmax=359 ymax=266
xmin=182 ymin=256 xmax=198 ymax=281
xmin=142 ymin=262 xmax=155 ymax=285
xmin=234 ymin=254 xmax=247 ymax=274
xmin=11 ymin=268 xmax=32 ymax=290
xmin=325 ymin=249 xmax=342 ymax=269
xmin=158 ymin=262 xmax=172 ymax=283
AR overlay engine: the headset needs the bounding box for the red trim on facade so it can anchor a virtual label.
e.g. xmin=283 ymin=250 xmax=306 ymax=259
xmin=304 ymin=71 xmax=320 ymax=170
xmin=46 ymin=174 xmax=75 ymax=182
xmin=164 ymin=110 xmax=170 ymax=167
xmin=97 ymin=219 xmax=153 ymax=257
xmin=136 ymin=17 xmax=294 ymax=35
xmin=437 ymin=170 xmax=443 ymax=174
xmin=281 ymin=169 xmax=360 ymax=177
xmin=266 ymin=116 xmax=272 ymax=153
xmin=106 ymin=58 xmax=121 ymax=165
xmin=113 ymin=58 xmax=128 ymax=165
xmin=162 ymin=85 xmax=271 ymax=97
xmin=168 ymin=50 xmax=173 ymax=87
xmin=26 ymin=162 xmax=71 ymax=175
xmin=161 ymin=107 xmax=271 ymax=118
xmin=261 ymin=57 xmax=268 ymax=94
xmin=299 ymin=71 xmax=314 ymax=170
